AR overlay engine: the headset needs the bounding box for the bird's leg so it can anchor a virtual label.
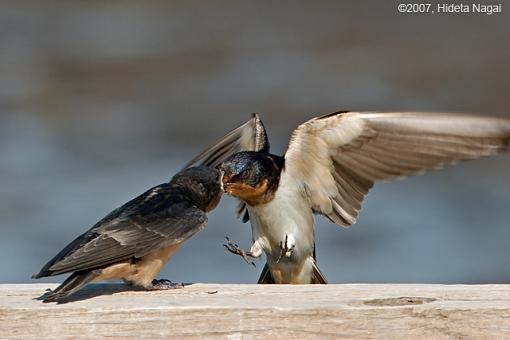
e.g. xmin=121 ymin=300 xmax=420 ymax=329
xmin=277 ymin=234 xmax=295 ymax=263
xmin=149 ymin=279 xmax=184 ymax=290
xmin=223 ymin=237 xmax=262 ymax=267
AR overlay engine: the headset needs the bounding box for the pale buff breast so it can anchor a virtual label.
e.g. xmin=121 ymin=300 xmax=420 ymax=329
xmin=248 ymin=181 xmax=315 ymax=263
xmin=93 ymin=243 xmax=182 ymax=288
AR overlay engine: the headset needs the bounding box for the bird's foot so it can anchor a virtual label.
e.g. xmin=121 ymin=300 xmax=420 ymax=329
xmin=149 ymin=279 xmax=184 ymax=290
xmin=223 ymin=236 xmax=256 ymax=267
xmin=277 ymin=234 xmax=295 ymax=263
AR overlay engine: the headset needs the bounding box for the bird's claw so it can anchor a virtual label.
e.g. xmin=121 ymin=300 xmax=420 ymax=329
xmin=150 ymin=279 xmax=184 ymax=290
xmin=277 ymin=234 xmax=295 ymax=263
xmin=223 ymin=236 xmax=256 ymax=267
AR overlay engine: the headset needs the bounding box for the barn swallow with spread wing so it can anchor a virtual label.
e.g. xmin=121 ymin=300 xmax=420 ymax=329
xmin=190 ymin=111 xmax=510 ymax=284
xmin=33 ymin=166 xmax=222 ymax=302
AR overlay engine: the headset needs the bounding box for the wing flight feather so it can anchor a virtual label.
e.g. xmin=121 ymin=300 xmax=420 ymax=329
xmin=282 ymin=111 xmax=510 ymax=227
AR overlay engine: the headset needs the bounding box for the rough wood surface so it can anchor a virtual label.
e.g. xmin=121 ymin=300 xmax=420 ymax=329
xmin=1 ymin=283 xmax=510 ymax=339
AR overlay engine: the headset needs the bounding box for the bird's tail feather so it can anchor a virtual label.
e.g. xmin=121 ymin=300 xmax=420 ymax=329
xmin=42 ymin=270 xmax=98 ymax=303
xmin=311 ymin=260 xmax=327 ymax=284
xmin=256 ymin=260 xmax=328 ymax=284
xmin=257 ymin=263 xmax=274 ymax=284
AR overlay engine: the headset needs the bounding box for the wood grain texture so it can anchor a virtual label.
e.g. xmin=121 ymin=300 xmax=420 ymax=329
xmin=1 ymin=284 xmax=510 ymax=339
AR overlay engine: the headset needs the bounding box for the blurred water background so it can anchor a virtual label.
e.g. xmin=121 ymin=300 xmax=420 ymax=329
xmin=1 ymin=1 xmax=509 ymax=284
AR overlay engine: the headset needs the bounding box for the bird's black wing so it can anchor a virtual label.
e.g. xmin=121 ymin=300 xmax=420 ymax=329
xmin=34 ymin=184 xmax=207 ymax=278
xmin=185 ymin=113 xmax=269 ymax=222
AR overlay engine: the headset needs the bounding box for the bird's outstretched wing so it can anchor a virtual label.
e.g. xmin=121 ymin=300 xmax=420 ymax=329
xmin=282 ymin=111 xmax=510 ymax=227
xmin=185 ymin=113 xmax=269 ymax=222
xmin=34 ymin=184 xmax=207 ymax=278
xmin=184 ymin=113 xmax=269 ymax=169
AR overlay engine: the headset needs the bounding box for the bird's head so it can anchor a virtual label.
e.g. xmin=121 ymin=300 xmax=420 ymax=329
xmin=219 ymin=151 xmax=283 ymax=206
xmin=171 ymin=166 xmax=223 ymax=212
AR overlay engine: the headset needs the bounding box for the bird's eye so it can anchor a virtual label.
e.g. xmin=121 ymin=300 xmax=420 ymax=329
xmin=239 ymin=169 xmax=250 ymax=179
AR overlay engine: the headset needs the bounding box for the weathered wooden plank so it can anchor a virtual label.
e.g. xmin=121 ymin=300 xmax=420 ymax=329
xmin=1 ymin=284 xmax=510 ymax=339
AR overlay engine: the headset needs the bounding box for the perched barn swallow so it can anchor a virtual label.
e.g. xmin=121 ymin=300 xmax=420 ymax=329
xmin=192 ymin=111 xmax=510 ymax=284
xmin=33 ymin=166 xmax=222 ymax=302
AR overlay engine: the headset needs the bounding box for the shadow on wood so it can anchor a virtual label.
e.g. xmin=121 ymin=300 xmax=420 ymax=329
xmin=1 ymin=284 xmax=510 ymax=338
xmin=33 ymin=282 xmax=193 ymax=304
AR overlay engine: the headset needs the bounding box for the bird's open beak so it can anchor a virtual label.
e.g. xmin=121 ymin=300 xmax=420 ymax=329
xmin=222 ymin=177 xmax=233 ymax=193
xmin=221 ymin=173 xmax=240 ymax=194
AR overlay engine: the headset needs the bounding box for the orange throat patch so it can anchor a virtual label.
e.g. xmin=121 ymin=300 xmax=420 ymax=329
xmin=224 ymin=179 xmax=274 ymax=206
xmin=205 ymin=191 xmax=222 ymax=212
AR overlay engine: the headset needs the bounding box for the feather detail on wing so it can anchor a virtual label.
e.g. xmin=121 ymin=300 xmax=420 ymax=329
xmin=282 ymin=111 xmax=510 ymax=228
xmin=185 ymin=113 xmax=269 ymax=222
xmin=184 ymin=113 xmax=269 ymax=169
xmin=34 ymin=185 xmax=207 ymax=277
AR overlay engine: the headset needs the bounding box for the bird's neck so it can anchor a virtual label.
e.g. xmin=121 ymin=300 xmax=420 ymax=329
xmin=245 ymin=154 xmax=284 ymax=206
